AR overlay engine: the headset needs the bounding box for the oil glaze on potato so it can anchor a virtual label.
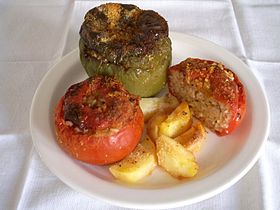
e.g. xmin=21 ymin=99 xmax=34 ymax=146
xmin=140 ymin=95 xmax=179 ymax=122
xmin=159 ymin=101 xmax=192 ymax=138
xmin=147 ymin=112 xmax=168 ymax=142
xmin=109 ymin=137 xmax=156 ymax=183
xmin=175 ymin=122 xmax=206 ymax=154
xmin=156 ymin=135 xmax=198 ymax=178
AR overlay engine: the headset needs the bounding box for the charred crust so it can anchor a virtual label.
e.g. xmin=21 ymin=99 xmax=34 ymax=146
xmin=137 ymin=10 xmax=168 ymax=37
xmin=79 ymin=3 xmax=169 ymax=64
xmin=92 ymin=7 xmax=108 ymax=22
xmin=176 ymin=58 xmax=239 ymax=103
xmin=62 ymin=75 xmax=141 ymax=133
xmin=63 ymin=103 xmax=81 ymax=127
xmin=121 ymin=4 xmax=137 ymax=11
xmin=65 ymin=82 xmax=83 ymax=96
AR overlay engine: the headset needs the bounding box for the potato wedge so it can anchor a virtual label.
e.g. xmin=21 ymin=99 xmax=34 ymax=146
xmin=159 ymin=101 xmax=192 ymax=138
xmin=147 ymin=112 xmax=168 ymax=142
xmin=175 ymin=122 xmax=206 ymax=154
xmin=109 ymin=137 xmax=156 ymax=183
xmin=156 ymin=135 xmax=198 ymax=178
xmin=140 ymin=95 xmax=179 ymax=122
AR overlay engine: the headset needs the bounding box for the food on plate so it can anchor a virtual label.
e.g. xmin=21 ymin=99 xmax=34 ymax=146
xmin=79 ymin=3 xmax=172 ymax=97
xmin=147 ymin=111 xmax=169 ymax=142
xmin=175 ymin=122 xmax=206 ymax=154
xmin=156 ymin=135 xmax=198 ymax=178
xmin=159 ymin=101 xmax=192 ymax=138
xmin=147 ymin=101 xmax=205 ymax=153
xmin=54 ymin=75 xmax=144 ymax=165
xmin=140 ymin=95 xmax=179 ymax=122
xmin=109 ymin=136 xmax=156 ymax=183
xmin=168 ymin=58 xmax=246 ymax=136
xmin=109 ymin=100 xmax=204 ymax=182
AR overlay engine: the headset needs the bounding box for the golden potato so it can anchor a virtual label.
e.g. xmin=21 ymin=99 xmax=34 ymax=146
xmin=159 ymin=101 xmax=192 ymax=138
xmin=147 ymin=112 xmax=168 ymax=142
xmin=139 ymin=95 xmax=179 ymax=122
xmin=109 ymin=136 xmax=156 ymax=183
xmin=175 ymin=122 xmax=206 ymax=154
xmin=156 ymin=135 xmax=198 ymax=178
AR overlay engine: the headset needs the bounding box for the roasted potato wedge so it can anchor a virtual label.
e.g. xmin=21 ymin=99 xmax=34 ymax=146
xmin=159 ymin=101 xmax=192 ymax=138
xmin=147 ymin=112 xmax=168 ymax=142
xmin=140 ymin=95 xmax=179 ymax=121
xmin=156 ymin=135 xmax=198 ymax=178
xmin=175 ymin=122 xmax=206 ymax=154
xmin=109 ymin=137 xmax=156 ymax=183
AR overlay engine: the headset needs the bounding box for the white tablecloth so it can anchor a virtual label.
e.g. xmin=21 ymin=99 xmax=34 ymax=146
xmin=1 ymin=0 xmax=279 ymax=209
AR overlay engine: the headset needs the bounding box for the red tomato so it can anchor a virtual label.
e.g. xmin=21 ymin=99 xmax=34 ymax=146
xmin=54 ymin=76 xmax=144 ymax=165
xmin=216 ymin=72 xmax=246 ymax=136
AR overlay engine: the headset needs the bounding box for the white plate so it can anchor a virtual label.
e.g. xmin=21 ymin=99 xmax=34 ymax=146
xmin=30 ymin=32 xmax=270 ymax=209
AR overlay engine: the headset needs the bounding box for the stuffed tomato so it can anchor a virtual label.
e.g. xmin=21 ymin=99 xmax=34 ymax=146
xmin=168 ymin=58 xmax=246 ymax=136
xmin=54 ymin=76 xmax=144 ymax=165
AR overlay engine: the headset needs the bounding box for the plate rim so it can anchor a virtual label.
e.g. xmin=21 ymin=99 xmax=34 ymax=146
xmin=30 ymin=31 xmax=270 ymax=209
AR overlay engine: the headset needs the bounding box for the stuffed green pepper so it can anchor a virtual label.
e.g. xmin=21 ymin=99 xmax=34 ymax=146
xmin=79 ymin=3 xmax=172 ymax=97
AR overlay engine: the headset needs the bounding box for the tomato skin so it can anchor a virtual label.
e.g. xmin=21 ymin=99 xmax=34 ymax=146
xmin=55 ymin=96 xmax=144 ymax=165
xmin=216 ymin=73 xmax=246 ymax=136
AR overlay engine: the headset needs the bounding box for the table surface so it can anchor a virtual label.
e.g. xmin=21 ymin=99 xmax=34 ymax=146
xmin=1 ymin=0 xmax=279 ymax=209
